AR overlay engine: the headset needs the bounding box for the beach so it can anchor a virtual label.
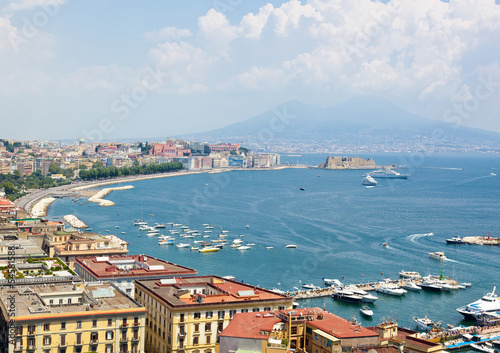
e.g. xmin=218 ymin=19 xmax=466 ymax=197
xmin=30 ymin=197 xmax=56 ymax=217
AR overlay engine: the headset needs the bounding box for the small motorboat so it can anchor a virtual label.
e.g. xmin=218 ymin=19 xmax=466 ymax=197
xmin=382 ymin=242 xmax=388 ymax=247
xmin=266 ymin=246 xmax=274 ymax=249
xmin=237 ymin=246 xmax=251 ymax=251
xmin=176 ymin=243 xmax=190 ymax=248
xmin=413 ymin=315 xmax=434 ymax=331
xmin=299 ymin=186 xmax=305 ymax=191
xmin=360 ymin=305 xmax=373 ymax=318
xmin=285 ymin=244 xmax=297 ymax=249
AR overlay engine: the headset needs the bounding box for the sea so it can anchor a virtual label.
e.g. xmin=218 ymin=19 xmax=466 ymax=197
xmin=46 ymin=153 xmax=500 ymax=331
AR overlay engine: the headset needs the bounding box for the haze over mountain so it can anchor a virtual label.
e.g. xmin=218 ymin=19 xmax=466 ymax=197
xmin=181 ymin=96 xmax=500 ymax=153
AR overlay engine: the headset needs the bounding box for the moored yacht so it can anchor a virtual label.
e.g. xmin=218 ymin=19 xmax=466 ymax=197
xmin=413 ymin=315 xmax=435 ymax=331
xmin=419 ymin=279 xmax=443 ymax=292
xmin=457 ymin=286 xmax=500 ymax=321
xmin=376 ymin=284 xmax=407 ymax=296
xmin=446 ymin=235 xmax=465 ymax=244
xmin=402 ymin=282 xmax=422 ymax=291
xmin=332 ymin=289 xmax=364 ymax=303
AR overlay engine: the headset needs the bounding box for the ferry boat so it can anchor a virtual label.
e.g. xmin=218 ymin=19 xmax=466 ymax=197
xmin=360 ymin=305 xmax=373 ymax=317
xmin=457 ymin=286 xmax=500 ymax=321
xmin=362 ymin=176 xmax=377 ymax=186
xmin=368 ymin=169 xmax=409 ymax=179
xmin=446 ymin=235 xmax=465 ymax=244
xmin=428 ymin=251 xmax=447 ymax=261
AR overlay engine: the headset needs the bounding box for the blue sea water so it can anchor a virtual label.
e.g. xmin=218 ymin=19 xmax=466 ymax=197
xmin=47 ymin=153 xmax=500 ymax=330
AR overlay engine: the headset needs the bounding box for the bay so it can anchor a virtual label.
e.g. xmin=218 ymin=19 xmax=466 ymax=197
xmin=47 ymin=152 xmax=500 ymax=330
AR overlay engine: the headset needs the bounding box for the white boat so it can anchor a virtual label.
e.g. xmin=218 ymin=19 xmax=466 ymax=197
xmin=446 ymin=235 xmax=465 ymax=244
xmin=232 ymin=239 xmax=243 ymax=245
xmin=134 ymin=221 xmax=147 ymax=226
xmin=419 ymin=279 xmax=443 ymax=292
xmin=413 ymin=315 xmax=434 ymax=331
xmin=155 ymin=224 xmax=166 ymax=228
xmin=332 ymin=289 xmax=363 ymax=303
xmin=205 ymin=226 xmax=214 ymax=229
xmin=172 ymin=223 xmax=182 ymax=227
xmin=193 ymin=240 xmax=204 ymax=244
xmin=402 ymin=282 xmax=422 ymax=291
xmin=270 ymin=288 xmax=286 ymax=295
xmin=176 ymin=243 xmax=190 ymax=248
xmin=428 ymin=251 xmax=447 ymax=261
xmin=190 ymin=247 xmax=199 ymax=251
xmin=362 ymin=176 xmax=377 ymax=186
xmin=457 ymin=286 xmax=500 ymax=321
xmin=302 ymin=283 xmax=317 ymax=290
xmin=376 ymin=284 xmax=407 ymax=296
xmin=121 ymin=232 xmax=126 ymax=234
xmin=470 ymin=343 xmax=497 ymax=353
xmin=360 ymin=305 xmax=373 ymax=317
xmin=158 ymin=239 xmax=174 ymax=245
xmin=343 ymin=285 xmax=378 ymax=303
xmin=285 ymin=244 xmax=297 ymax=249
xmin=203 ymin=235 xmax=210 ymax=238
xmin=221 ymin=230 xmax=229 ymax=233
xmin=323 ymin=278 xmax=343 ymax=287
xmin=202 ymin=223 xmax=209 ymax=226
xmin=399 ymin=270 xmax=421 ymax=279
xmin=266 ymin=247 xmax=274 ymax=250
xmin=204 ymin=230 xmax=212 ymax=233
xmin=146 ymin=232 xmax=159 ymax=237
xmin=218 ymin=234 xmax=228 ymax=238
xmin=247 ymin=243 xmax=256 ymax=246
xmin=369 ymin=169 xmax=409 ymax=179
xmin=114 ymin=226 xmax=120 ymax=229
xmin=199 ymin=246 xmax=220 ymax=253
xmin=237 ymin=246 xmax=251 ymax=251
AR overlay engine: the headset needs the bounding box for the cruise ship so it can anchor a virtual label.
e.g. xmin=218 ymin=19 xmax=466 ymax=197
xmin=368 ymin=169 xmax=409 ymax=179
xmin=457 ymin=287 xmax=500 ymax=320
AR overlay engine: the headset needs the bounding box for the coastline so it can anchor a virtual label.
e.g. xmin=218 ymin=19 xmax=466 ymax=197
xmin=88 ymin=185 xmax=135 ymax=206
xmin=26 ymin=167 xmax=295 ymax=217
xmin=30 ymin=197 xmax=56 ymax=217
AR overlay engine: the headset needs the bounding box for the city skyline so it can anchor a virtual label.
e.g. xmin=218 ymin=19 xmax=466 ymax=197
xmin=1 ymin=0 xmax=500 ymax=140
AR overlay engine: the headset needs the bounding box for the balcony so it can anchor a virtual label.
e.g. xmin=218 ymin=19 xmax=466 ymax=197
xmin=27 ymin=345 xmax=35 ymax=350
xmin=14 ymin=346 xmax=23 ymax=351
xmin=59 ymin=343 xmax=67 ymax=348
xmin=133 ymin=322 xmax=140 ymax=326
xmin=178 ymin=331 xmax=186 ymax=337
xmin=121 ymin=323 xmax=129 ymax=328
xmin=90 ymin=339 xmax=99 ymax=344
xmin=120 ymin=337 xmax=128 ymax=343
xmin=74 ymin=341 xmax=83 ymax=346
xmin=132 ymin=336 xmax=140 ymax=342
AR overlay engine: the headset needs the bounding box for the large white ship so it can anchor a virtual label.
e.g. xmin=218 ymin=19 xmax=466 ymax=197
xmin=457 ymin=287 xmax=500 ymax=320
xmin=368 ymin=169 xmax=409 ymax=179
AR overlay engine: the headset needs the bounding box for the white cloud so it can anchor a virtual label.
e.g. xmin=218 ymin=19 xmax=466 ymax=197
xmin=3 ymin=0 xmax=66 ymax=12
xmin=143 ymin=26 xmax=192 ymax=42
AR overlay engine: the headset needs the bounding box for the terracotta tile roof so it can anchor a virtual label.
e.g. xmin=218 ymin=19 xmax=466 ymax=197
xmin=220 ymin=311 xmax=281 ymax=339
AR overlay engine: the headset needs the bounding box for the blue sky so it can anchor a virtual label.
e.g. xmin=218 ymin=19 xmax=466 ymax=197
xmin=1 ymin=0 xmax=500 ymax=140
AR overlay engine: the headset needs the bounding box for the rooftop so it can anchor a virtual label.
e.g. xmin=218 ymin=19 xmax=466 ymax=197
xmin=136 ymin=276 xmax=291 ymax=308
xmin=0 ymin=239 xmax=46 ymax=258
xmin=0 ymin=282 xmax=146 ymax=322
xmin=219 ymin=311 xmax=282 ymax=340
xmin=75 ymin=254 xmax=197 ymax=279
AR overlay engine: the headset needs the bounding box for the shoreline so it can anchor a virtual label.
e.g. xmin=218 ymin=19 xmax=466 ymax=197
xmin=30 ymin=197 xmax=57 ymax=217
xmin=27 ymin=167 xmax=294 ymax=217
xmin=88 ymin=185 xmax=135 ymax=206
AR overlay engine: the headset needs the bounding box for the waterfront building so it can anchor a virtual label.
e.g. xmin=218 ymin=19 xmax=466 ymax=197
xmin=134 ymin=275 xmax=294 ymax=353
xmin=208 ymin=144 xmax=240 ymax=153
xmin=74 ymin=254 xmax=197 ymax=297
xmin=149 ymin=142 xmax=191 ymax=157
xmin=42 ymin=232 xmax=128 ymax=269
xmin=0 ymin=282 xmax=147 ymax=353
xmin=219 ymin=308 xmax=379 ymax=353
xmin=228 ymin=155 xmax=249 ymax=168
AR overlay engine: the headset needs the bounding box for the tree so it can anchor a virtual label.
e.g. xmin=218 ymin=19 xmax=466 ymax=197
xmin=2 ymin=181 xmax=16 ymax=195
xmin=48 ymin=162 xmax=62 ymax=175
xmin=204 ymin=145 xmax=211 ymax=154
xmin=230 ymin=150 xmax=237 ymax=155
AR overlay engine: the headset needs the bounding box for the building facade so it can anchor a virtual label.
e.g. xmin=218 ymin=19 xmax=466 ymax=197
xmin=134 ymin=276 xmax=294 ymax=353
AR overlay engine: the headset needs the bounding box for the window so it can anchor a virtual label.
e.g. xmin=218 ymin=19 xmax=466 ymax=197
xmin=193 ymin=336 xmax=199 ymax=345
xmin=194 ymin=324 xmax=199 ymax=332
xmin=205 ymin=323 xmax=211 ymax=332
xmin=60 ymin=334 xmax=66 ymax=346
xmin=106 ymin=345 xmax=113 ymax=353
xmin=44 ymin=336 xmax=51 ymax=345
xmin=76 ymin=333 xmax=82 ymax=345
xmin=218 ymin=311 xmax=225 ymax=319
xmin=106 ymin=331 xmax=114 ymax=340
xmin=206 ymin=311 xmax=213 ymax=318
xmin=92 ymin=319 xmax=97 ymax=327
xmin=241 ymin=309 xmax=248 ymax=313
xmin=206 ymin=336 xmax=211 ymax=344
xmin=43 ymin=323 xmax=50 ymax=331
xmin=28 ymin=324 xmax=35 ymax=334
xmin=252 ymin=308 xmax=260 ymax=312
xmin=15 ymin=326 xmax=23 ymax=335
xmin=278 ymin=306 xmax=285 ymax=310
xmin=229 ymin=310 xmax=236 ymax=318
xmin=61 ymin=322 xmax=66 ymax=330
xmin=179 ymin=325 xmax=185 ymax=335
xmin=194 ymin=312 xmax=201 ymax=319
xmin=90 ymin=332 xmax=98 ymax=342
xmin=179 ymin=339 xmax=184 ymax=348
xmin=291 ymin=327 xmax=297 ymax=335
xmin=28 ymin=337 xmax=35 ymax=347
xmin=122 ymin=318 xmax=128 ymax=325
xmin=134 ymin=317 xmax=139 ymax=324
xmin=68 ymin=298 xmax=72 ymax=304
xmin=76 ymin=321 xmax=82 ymax=329
xmin=180 ymin=313 xmax=184 ymax=322
xmin=264 ymin=307 xmax=271 ymax=311
xmin=59 ymin=299 xmax=63 ymax=304
xmin=49 ymin=299 xmax=53 ymax=305
xmin=108 ymin=318 xmax=113 ymax=326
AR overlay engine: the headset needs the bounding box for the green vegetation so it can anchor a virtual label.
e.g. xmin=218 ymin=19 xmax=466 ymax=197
xmin=78 ymin=161 xmax=183 ymax=180
xmin=1 ymin=171 xmax=71 ymax=201
xmin=238 ymin=146 xmax=248 ymax=153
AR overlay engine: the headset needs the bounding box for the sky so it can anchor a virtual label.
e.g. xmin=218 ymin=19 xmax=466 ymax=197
xmin=1 ymin=0 xmax=500 ymax=140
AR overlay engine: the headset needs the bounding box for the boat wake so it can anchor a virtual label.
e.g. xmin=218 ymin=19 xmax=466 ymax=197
xmin=408 ymin=233 xmax=434 ymax=244
xmin=422 ymin=167 xmax=463 ymax=171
